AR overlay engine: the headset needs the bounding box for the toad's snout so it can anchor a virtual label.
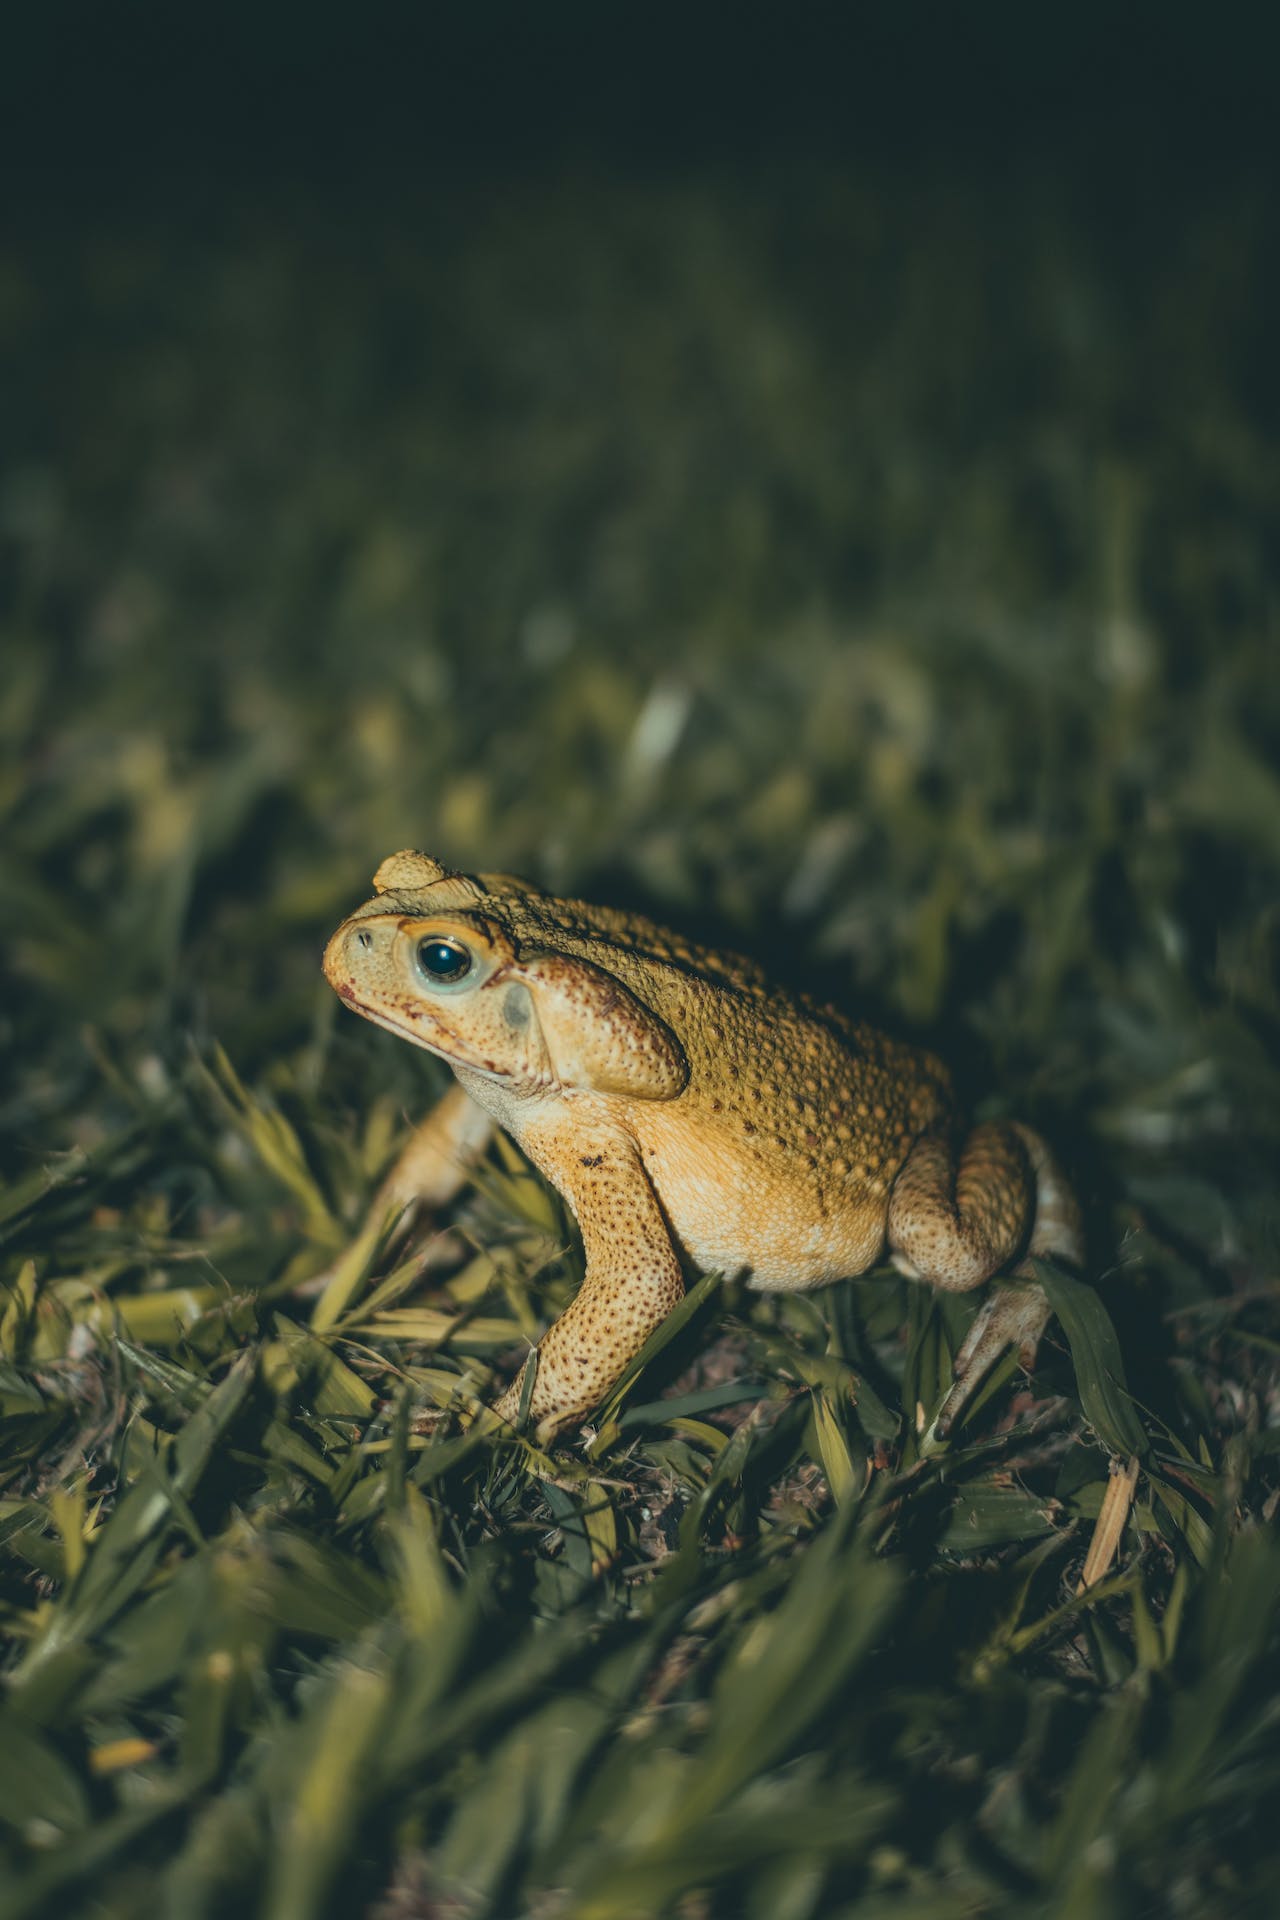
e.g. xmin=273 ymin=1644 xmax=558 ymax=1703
xmin=322 ymin=920 xmax=376 ymax=994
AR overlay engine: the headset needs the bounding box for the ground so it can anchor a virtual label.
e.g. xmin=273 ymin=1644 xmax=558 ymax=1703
xmin=1 ymin=151 xmax=1278 ymax=1919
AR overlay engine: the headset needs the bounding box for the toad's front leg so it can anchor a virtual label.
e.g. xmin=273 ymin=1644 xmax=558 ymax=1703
xmin=307 ymin=1083 xmax=494 ymax=1317
xmin=494 ymin=1127 xmax=685 ymax=1444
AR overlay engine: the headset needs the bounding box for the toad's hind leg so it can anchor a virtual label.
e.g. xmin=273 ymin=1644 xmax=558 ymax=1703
xmin=888 ymin=1121 xmax=1083 ymax=1438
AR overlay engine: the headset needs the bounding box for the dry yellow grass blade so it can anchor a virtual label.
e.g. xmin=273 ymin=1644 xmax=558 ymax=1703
xmin=1078 ymin=1455 xmax=1141 ymax=1593
xmin=197 ymin=1043 xmax=341 ymax=1246
xmin=351 ymin=1307 xmax=521 ymax=1347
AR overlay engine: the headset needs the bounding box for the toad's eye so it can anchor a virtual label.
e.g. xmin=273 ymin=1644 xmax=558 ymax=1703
xmin=416 ymin=938 xmax=472 ymax=985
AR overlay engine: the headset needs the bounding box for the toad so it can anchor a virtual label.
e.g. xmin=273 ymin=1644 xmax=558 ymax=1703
xmin=323 ymin=852 xmax=1082 ymax=1444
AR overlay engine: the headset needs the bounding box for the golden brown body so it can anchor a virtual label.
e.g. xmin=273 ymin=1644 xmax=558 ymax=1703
xmin=324 ymin=852 xmax=1082 ymax=1442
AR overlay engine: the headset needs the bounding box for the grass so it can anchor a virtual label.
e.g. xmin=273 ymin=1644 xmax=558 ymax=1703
xmin=2 ymin=158 xmax=1279 ymax=1918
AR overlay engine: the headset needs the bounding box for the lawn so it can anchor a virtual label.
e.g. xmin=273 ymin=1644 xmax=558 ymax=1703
xmin=1 ymin=148 xmax=1278 ymax=1918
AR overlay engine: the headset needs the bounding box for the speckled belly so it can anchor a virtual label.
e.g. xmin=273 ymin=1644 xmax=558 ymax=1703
xmin=635 ymin=1115 xmax=890 ymax=1293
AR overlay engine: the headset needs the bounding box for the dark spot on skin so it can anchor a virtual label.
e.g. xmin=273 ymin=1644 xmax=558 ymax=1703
xmin=503 ymin=984 xmax=531 ymax=1029
xmin=580 ymin=1153 xmax=605 ymax=1168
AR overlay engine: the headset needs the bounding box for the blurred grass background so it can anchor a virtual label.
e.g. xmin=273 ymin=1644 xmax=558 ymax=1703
xmin=2 ymin=6 xmax=1279 ymax=1917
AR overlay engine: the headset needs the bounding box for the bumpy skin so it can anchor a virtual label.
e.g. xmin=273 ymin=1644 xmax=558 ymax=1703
xmin=323 ymin=851 xmax=1082 ymax=1443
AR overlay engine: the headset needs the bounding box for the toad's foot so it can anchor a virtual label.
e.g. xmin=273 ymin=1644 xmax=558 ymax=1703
xmin=923 ymin=1276 xmax=1054 ymax=1448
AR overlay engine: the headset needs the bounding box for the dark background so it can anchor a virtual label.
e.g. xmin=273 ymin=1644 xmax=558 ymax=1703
xmin=4 ymin=0 xmax=1278 ymax=1104
xmin=6 ymin=3 xmax=1280 ymax=202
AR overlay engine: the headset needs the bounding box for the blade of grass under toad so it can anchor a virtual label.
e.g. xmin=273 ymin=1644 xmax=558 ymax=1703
xmin=810 ymin=1386 xmax=868 ymax=1507
xmin=307 ymin=1201 xmax=400 ymax=1331
xmin=1035 ymin=1260 xmax=1149 ymax=1460
xmin=618 ymin=1378 xmax=760 ymax=1427
xmin=939 ymin=1480 xmax=1062 ymax=1552
xmin=269 ymin=1312 xmax=377 ymax=1417
xmin=380 ymin=1482 xmax=455 ymax=1638
xmin=61 ymin=1285 xmax=233 ymax=1351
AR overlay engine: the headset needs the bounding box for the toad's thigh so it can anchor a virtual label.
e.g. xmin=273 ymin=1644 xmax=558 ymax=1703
xmin=887 ymin=1123 xmax=1033 ymax=1293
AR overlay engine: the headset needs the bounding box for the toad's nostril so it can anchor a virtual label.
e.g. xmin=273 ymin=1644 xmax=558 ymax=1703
xmin=356 ymin=930 xmax=373 ymax=951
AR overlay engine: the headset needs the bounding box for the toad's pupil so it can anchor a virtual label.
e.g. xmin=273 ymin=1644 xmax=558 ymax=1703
xmin=418 ymin=939 xmax=470 ymax=982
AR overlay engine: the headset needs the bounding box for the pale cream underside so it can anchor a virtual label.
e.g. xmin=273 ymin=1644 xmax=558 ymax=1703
xmin=457 ymin=1072 xmax=892 ymax=1296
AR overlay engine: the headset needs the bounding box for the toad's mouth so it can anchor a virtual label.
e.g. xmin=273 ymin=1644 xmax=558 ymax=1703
xmin=330 ymin=983 xmax=552 ymax=1090
xmin=329 ymin=984 xmax=534 ymax=1087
